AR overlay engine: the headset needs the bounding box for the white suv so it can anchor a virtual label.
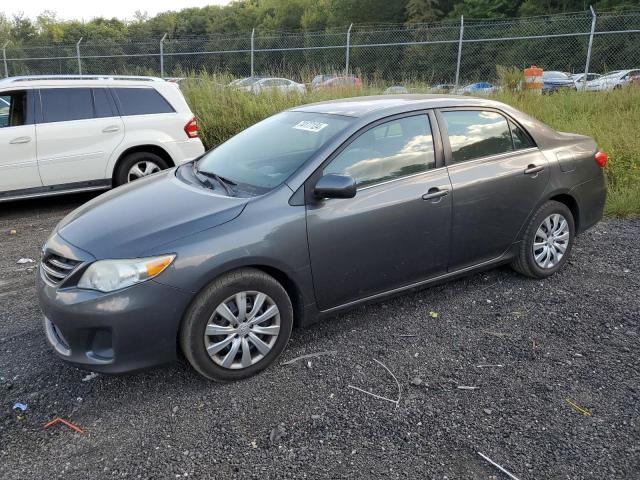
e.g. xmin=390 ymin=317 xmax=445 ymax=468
xmin=0 ymin=75 xmax=205 ymax=201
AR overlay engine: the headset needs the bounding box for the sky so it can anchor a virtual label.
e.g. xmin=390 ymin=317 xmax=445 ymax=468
xmin=2 ymin=0 xmax=232 ymax=21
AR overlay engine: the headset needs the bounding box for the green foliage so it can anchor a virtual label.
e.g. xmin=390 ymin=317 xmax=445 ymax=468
xmin=496 ymin=65 xmax=524 ymax=91
xmin=182 ymin=75 xmax=640 ymax=217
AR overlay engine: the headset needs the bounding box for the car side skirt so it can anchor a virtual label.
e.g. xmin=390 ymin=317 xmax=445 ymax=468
xmin=0 ymin=179 xmax=111 ymax=203
xmin=299 ymin=243 xmax=519 ymax=327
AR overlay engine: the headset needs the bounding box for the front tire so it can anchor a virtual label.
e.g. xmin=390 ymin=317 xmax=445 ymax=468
xmin=511 ymin=200 xmax=575 ymax=279
xmin=180 ymin=269 xmax=293 ymax=382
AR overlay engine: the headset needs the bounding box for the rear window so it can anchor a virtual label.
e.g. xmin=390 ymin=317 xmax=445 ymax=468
xmin=112 ymin=88 xmax=174 ymax=116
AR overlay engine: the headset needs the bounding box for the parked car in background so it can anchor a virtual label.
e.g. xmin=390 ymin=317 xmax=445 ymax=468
xmin=570 ymin=72 xmax=601 ymax=87
xmin=0 ymin=75 xmax=204 ymax=202
xmin=38 ymin=95 xmax=606 ymax=381
xmin=229 ymin=76 xmax=265 ymax=88
xmin=585 ymin=69 xmax=640 ymax=91
xmin=311 ymin=74 xmax=338 ymax=88
xmin=456 ymin=82 xmax=497 ymax=95
xmin=314 ymin=75 xmax=362 ymax=90
xmin=384 ymin=85 xmax=409 ymax=94
xmin=243 ymin=77 xmax=306 ymax=94
xmin=428 ymin=84 xmax=456 ymax=93
xmin=541 ymin=71 xmax=577 ymax=93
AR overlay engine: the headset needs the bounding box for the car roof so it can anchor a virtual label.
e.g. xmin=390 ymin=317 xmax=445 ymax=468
xmin=291 ymin=94 xmax=510 ymax=118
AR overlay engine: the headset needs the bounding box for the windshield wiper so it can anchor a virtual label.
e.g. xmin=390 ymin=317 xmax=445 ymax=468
xmin=192 ymin=162 xmax=237 ymax=196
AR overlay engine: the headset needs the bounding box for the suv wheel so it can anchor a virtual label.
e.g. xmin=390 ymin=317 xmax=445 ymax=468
xmin=511 ymin=200 xmax=575 ymax=279
xmin=114 ymin=152 xmax=169 ymax=186
xmin=180 ymin=269 xmax=293 ymax=382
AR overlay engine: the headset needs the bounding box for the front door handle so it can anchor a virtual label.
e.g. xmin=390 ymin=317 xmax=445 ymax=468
xmin=102 ymin=125 xmax=120 ymax=133
xmin=422 ymin=188 xmax=449 ymax=202
xmin=9 ymin=136 xmax=31 ymax=144
xmin=524 ymin=164 xmax=544 ymax=175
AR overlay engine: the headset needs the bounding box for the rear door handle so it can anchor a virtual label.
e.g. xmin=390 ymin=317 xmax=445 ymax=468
xmin=524 ymin=165 xmax=544 ymax=175
xmin=9 ymin=136 xmax=31 ymax=144
xmin=102 ymin=125 xmax=120 ymax=133
xmin=422 ymin=188 xmax=449 ymax=202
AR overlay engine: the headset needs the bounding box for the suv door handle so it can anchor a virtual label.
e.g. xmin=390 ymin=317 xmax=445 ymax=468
xmin=102 ymin=125 xmax=120 ymax=133
xmin=422 ymin=188 xmax=449 ymax=202
xmin=9 ymin=136 xmax=31 ymax=144
xmin=524 ymin=165 xmax=544 ymax=175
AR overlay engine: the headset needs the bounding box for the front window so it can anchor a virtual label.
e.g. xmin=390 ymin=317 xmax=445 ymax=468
xmin=196 ymin=111 xmax=353 ymax=193
xmin=324 ymin=115 xmax=436 ymax=188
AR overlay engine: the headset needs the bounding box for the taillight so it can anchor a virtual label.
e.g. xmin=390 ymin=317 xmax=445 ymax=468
xmin=594 ymin=150 xmax=608 ymax=168
xmin=184 ymin=117 xmax=199 ymax=139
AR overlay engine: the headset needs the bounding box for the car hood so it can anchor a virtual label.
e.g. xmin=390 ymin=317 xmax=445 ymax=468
xmin=57 ymin=169 xmax=249 ymax=259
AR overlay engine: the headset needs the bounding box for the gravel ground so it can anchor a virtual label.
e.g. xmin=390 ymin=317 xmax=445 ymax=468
xmin=0 ymin=193 xmax=638 ymax=480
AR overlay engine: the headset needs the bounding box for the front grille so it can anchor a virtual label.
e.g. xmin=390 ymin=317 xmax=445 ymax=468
xmin=41 ymin=253 xmax=80 ymax=285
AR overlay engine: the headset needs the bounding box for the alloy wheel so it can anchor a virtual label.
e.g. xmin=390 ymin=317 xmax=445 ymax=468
xmin=127 ymin=161 xmax=161 ymax=182
xmin=533 ymin=213 xmax=570 ymax=269
xmin=204 ymin=291 xmax=281 ymax=370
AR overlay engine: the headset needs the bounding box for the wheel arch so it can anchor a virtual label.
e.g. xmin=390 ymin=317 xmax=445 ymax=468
xmin=549 ymin=192 xmax=580 ymax=232
xmin=112 ymin=145 xmax=175 ymax=182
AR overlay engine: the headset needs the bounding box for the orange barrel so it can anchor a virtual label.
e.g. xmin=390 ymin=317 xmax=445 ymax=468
xmin=524 ymin=65 xmax=543 ymax=93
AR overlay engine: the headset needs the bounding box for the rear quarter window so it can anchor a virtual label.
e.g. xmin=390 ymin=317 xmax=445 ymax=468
xmin=112 ymin=88 xmax=175 ymax=116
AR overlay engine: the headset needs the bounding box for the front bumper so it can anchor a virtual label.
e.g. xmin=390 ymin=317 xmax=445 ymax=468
xmin=37 ymin=236 xmax=193 ymax=374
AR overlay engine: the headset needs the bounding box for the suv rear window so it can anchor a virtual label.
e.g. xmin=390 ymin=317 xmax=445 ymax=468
xmin=112 ymin=88 xmax=174 ymax=116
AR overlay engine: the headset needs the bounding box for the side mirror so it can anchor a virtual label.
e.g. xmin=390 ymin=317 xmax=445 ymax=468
xmin=314 ymin=174 xmax=357 ymax=199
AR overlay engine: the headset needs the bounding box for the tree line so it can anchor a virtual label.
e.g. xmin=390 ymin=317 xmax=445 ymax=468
xmin=0 ymin=0 xmax=637 ymax=44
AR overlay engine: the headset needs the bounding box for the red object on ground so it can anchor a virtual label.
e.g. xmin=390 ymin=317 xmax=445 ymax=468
xmin=44 ymin=417 xmax=85 ymax=434
xmin=594 ymin=150 xmax=608 ymax=168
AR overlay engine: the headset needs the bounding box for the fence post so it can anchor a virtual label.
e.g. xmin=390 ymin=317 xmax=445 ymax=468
xmin=2 ymin=41 xmax=8 ymax=78
xmin=345 ymin=23 xmax=353 ymax=75
xmin=583 ymin=6 xmax=597 ymax=91
xmin=250 ymin=28 xmax=255 ymax=77
xmin=76 ymin=37 xmax=83 ymax=75
xmin=160 ymin=33 xmax=167 ymax=78
xmin=455 ymin=16 xmax=464 ymax=88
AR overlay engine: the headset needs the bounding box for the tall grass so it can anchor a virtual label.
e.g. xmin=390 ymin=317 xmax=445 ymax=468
xmin=181 ymin=74 xmax=640 ymax=217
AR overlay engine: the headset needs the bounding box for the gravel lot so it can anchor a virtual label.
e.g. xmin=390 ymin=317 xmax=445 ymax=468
xmin=0 ymin=193 xmax=638 ymax=479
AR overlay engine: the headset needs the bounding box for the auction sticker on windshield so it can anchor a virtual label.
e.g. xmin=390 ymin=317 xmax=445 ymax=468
xmin=293 ymin=121 xmax=328 ymax=133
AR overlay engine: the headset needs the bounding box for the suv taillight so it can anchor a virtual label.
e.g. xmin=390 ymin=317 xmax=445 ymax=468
xmin=184 ymin=117 xmax=199 ymax=139
xmin=594 ymin=150 xmax=608 ymax=168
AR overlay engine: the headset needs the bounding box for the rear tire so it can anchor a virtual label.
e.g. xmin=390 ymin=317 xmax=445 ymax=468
xmin=180 ymin=268 xmax=293 ymax=382
xmin=511 ymin=200 xmax=575 ymax=279
xmin=114 ymin=151 xmax=169 ymax=186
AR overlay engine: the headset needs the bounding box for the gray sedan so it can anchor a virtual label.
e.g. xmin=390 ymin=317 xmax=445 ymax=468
xmin=37 ymin=95 xmax=607 ymax=381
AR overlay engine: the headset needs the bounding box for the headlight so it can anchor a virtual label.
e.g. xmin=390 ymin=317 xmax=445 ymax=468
xmin=77 ymin=255 xmax=175 ymax=292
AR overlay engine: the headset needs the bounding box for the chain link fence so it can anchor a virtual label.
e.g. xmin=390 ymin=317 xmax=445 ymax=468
xmin=2 ymin=9 xmax=639 ymax=84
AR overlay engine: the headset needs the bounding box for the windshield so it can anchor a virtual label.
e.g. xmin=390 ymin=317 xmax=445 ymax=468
xmin=196 ymin=111 xmax=353 ymax=193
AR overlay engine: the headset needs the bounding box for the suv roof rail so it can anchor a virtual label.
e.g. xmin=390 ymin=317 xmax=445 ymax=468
xmin=0 ymin=75 xmax=165 ymax=83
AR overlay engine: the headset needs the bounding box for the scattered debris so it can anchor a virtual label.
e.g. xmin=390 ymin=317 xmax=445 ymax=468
xmin=457 ymin=386 xmax=479 ymax=390
xmin=410 ymin=377 xmax=423 ymax=386
xmin=9 ymin=229 xmax=17 ymax=235
xmin=476 ymin=364 xmax=504 ymax=368
xmin=172 ymin=406 xmax=179 ymax=414
xmin=348 ymin=358 xmax=402 ymax=408
xmin=281 ymin=350 xmax=337 ymax=365
xmin=12 ymin=402 xmax=28 ymax=412
xmin=250 ymin=440 xmax=257 ymax=448
xmin=16 ymin=258 xmax=34 ymax=264
xmin=477 ymin=452 xmax=521 ymax=480
xmin=428 ymin=311 xmax=438 ymax=318
xmin=565 ymin=398 xmax=592 ymax=417
xmin=483 ymin=408 xmax=493 ymax=415
xmin=82 ymin=372 xmax=98 ymax=382
xmin=269 ymin=423 xmax=286 ymax=444
xmin=44 ymin=417 xmax=85 ymax=434
xmin=306 ymin=360 xmax=312 ymax=369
